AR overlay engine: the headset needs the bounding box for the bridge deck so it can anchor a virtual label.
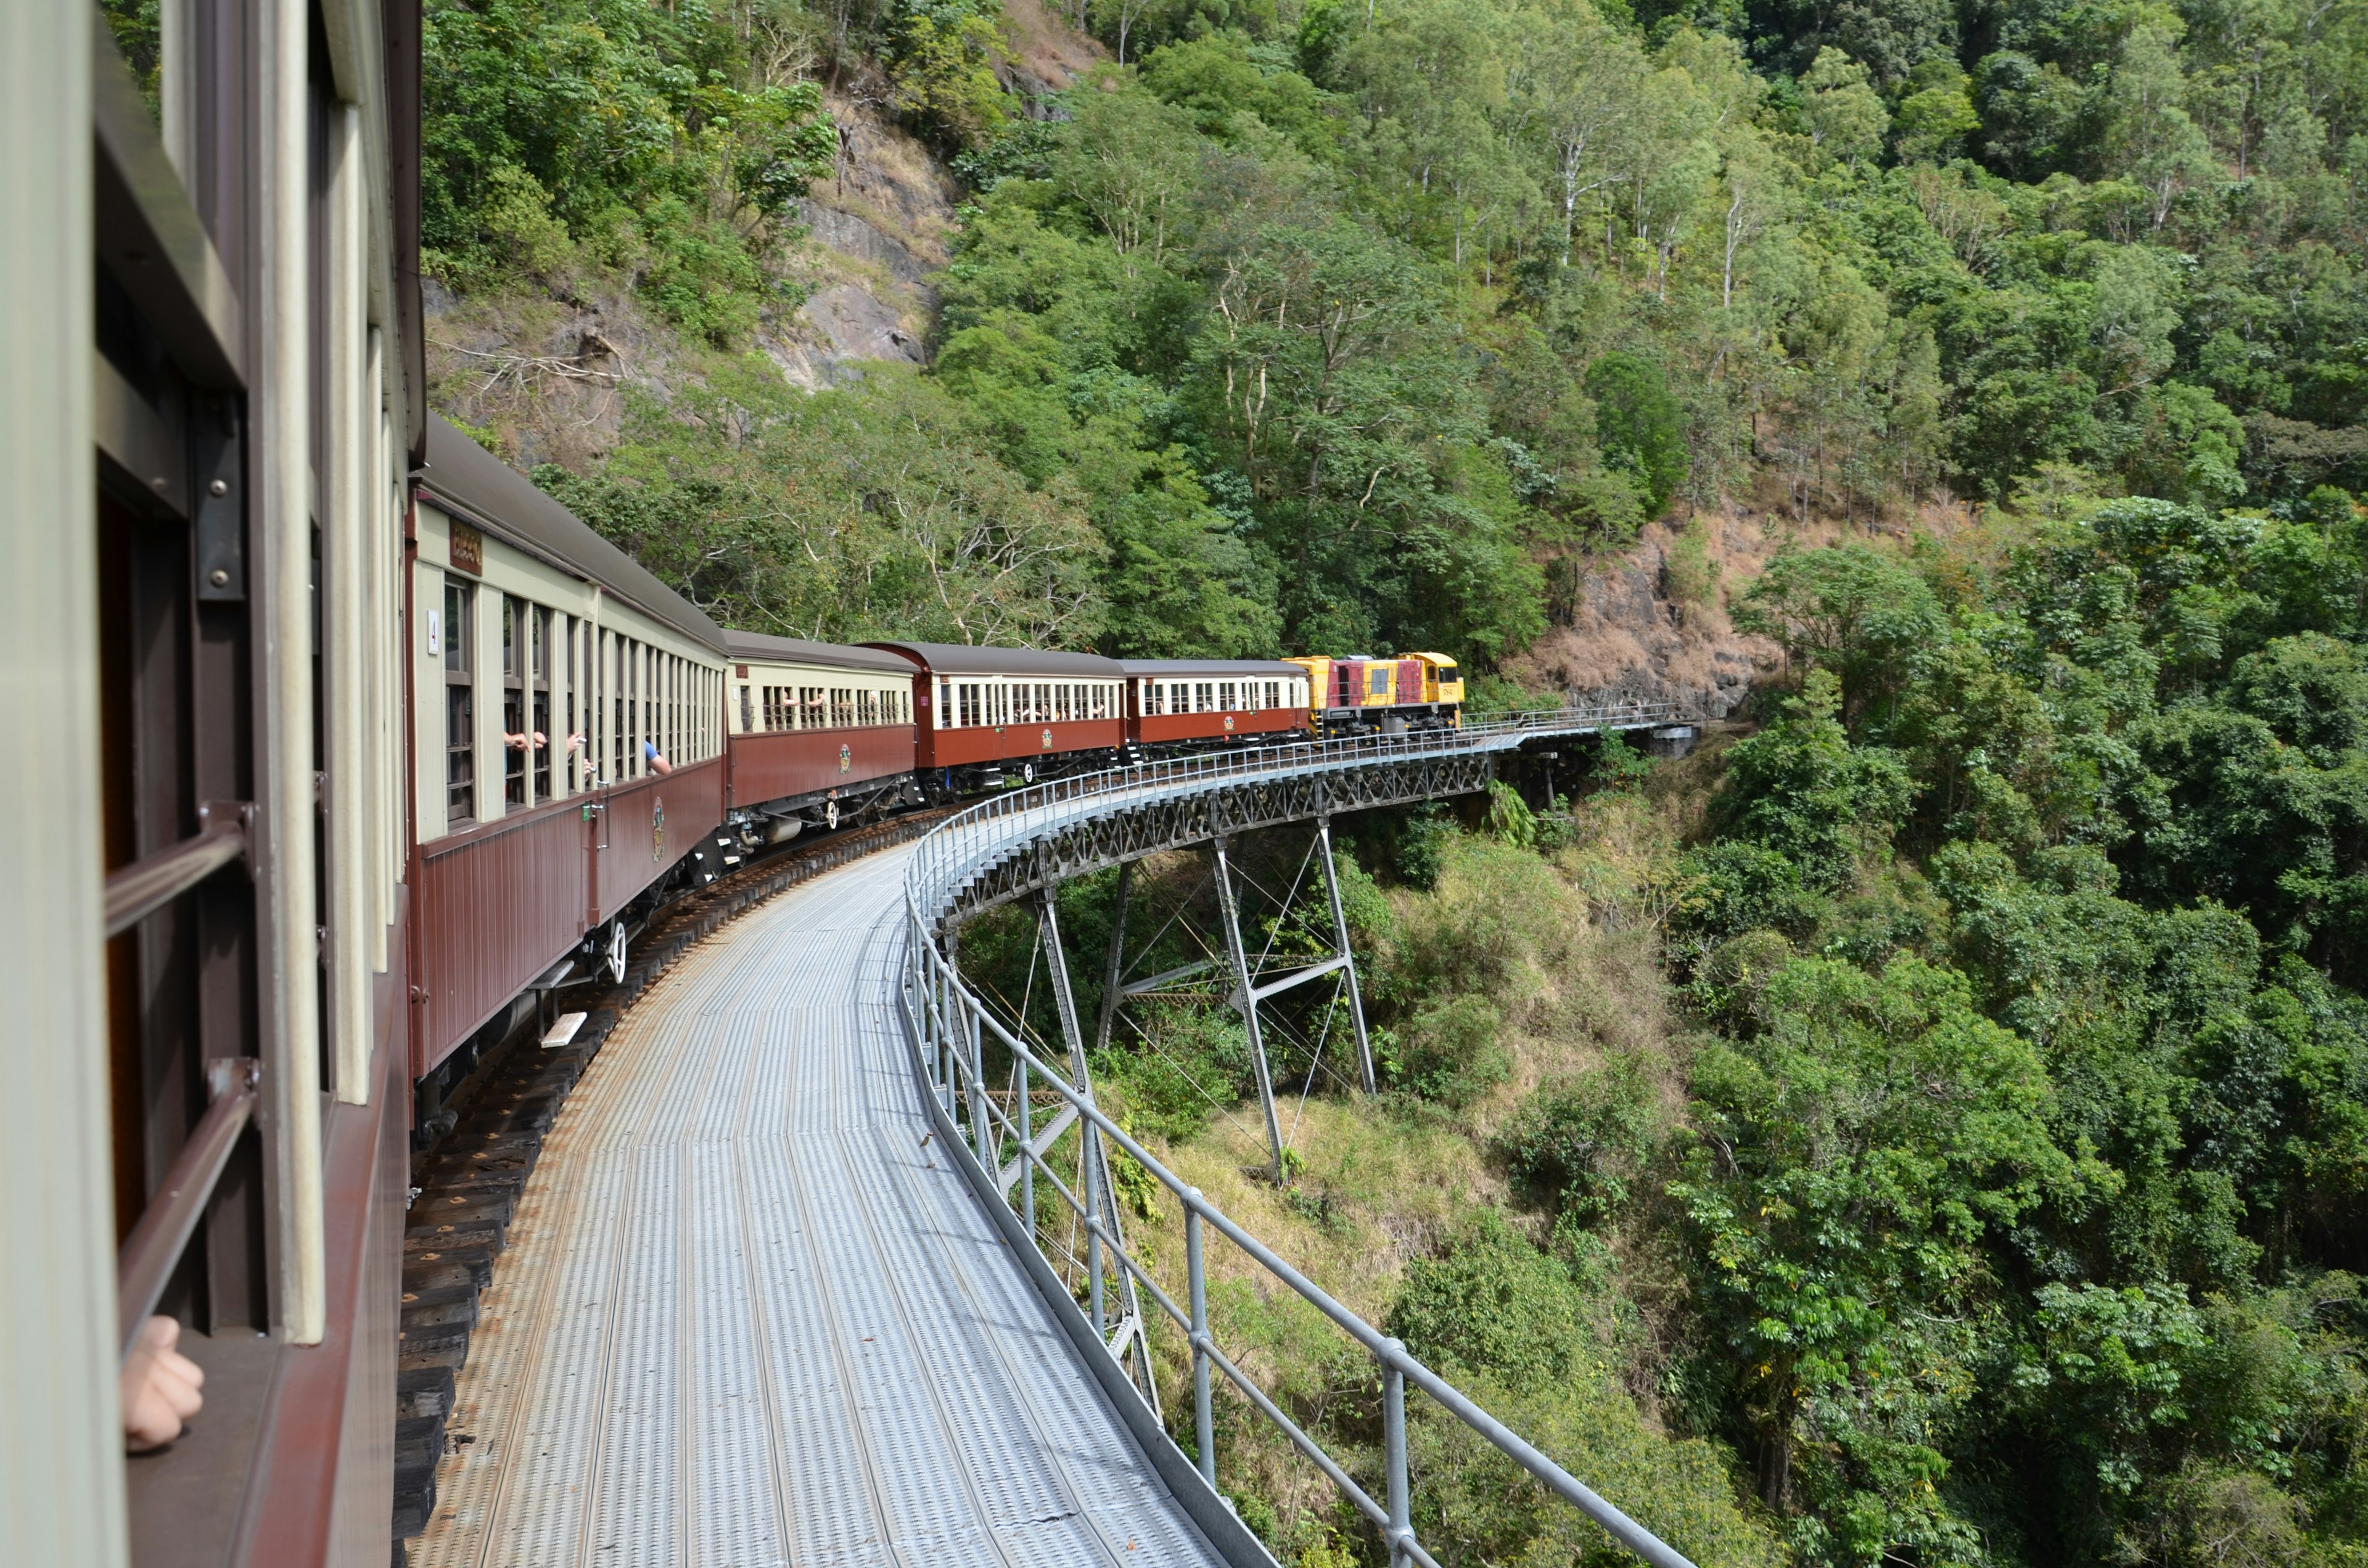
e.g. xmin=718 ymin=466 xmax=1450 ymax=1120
xmin=411 ymin=846 xmax=1227 ymax=1568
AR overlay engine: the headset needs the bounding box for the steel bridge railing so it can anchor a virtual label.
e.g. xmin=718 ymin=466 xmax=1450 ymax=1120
xmin=908 ymin=701 xmax=1680 ymax=926
xmin=897 ymin=702 xmax=1695 ymax=1568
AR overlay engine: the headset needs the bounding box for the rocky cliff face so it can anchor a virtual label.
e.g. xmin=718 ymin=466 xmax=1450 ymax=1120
xmin=422 ymin=86 xmax=972 ymax=471
xmin=1511 ymin=486 xmax=1976 ymax=718
xmin=770 ymin=96 xmax=966 ymax=388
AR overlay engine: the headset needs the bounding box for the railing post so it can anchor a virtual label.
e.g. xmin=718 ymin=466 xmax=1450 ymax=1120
xmin=1383 ymin=1339 xmax=1412 ymax=1567
xmin=1016 ymin=1055 xmax=1034 ymax=1239
xmin=1084 ymin=1125 xmax=1105 ymax=1337
xmin=969 ymin=993 xmax=992 ymax=1166
xmin=1188 ymin=1198 xmax=1214 ymax=1488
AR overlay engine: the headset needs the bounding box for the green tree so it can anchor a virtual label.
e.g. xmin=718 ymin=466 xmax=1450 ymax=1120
xmin=1584 ymin=352 xmax=1688 ymax=517
xmin=1711 ymin=670 xmax=1917 ymax=887
xmin=1672 ymin=954 xmax=2076 ymax=1555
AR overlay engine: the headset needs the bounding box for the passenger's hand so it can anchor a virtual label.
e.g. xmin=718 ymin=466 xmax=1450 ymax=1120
xmin=121 ymin=1315 xmax=204 ymax=1452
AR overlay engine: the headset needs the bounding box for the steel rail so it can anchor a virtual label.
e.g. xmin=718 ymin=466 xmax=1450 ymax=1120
xmin=900 ymin=702 xmax=1698 ymax=1568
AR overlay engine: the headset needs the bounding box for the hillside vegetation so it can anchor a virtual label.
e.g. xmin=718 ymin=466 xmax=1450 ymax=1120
xmin=413 ymin=0 xmax=2368 ymax=1562
xmin=418 ymin=0 xmax=2366 ymax=667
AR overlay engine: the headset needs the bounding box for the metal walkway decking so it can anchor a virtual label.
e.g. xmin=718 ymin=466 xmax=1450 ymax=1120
xmin=412 ymin=846 xmax=1229 ymax=1568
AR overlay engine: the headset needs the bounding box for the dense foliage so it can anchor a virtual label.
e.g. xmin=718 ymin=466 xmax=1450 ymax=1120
xmin=420 ymin=0 xmax=2365 ymax=667
xmin=413 ymin=0 xmax=2368 ymax=1562
xmin=1651 ymin=500 xmax=2368 ymax=1565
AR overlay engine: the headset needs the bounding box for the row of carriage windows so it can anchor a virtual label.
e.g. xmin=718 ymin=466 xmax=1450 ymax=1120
xmin=442 ymin=574 xmax=720 ymax=826
xmin=1143 ymin=679 xmax=1295 ymax=716
xmin=939 ymin=680 xmax=1118 ymax=729
xmin=749 ymin=684 xmax=909 ymax=731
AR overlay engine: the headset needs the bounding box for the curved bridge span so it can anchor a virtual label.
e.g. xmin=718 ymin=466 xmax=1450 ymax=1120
xmin=413 ymin=712 xmax=1695 ymax=1568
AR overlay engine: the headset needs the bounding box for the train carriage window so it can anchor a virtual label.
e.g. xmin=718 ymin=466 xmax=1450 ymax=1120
xmin=615 ymin=639 xmax=635 ymax=786
xmin=1194 ymin=681 xmax=1212 ymax=714
xmin=858 ymin=688 xmax=875 ymax=727
xmin=501 ymin=598 xmax=527 ymax=808
xmin=446 ymin=580 xmax=475 ymax=823
xmin=533 ymin=609 xmax=552 ymax=800
xmin=627 ymin=640 xmax=641 ymax=777
xmin=1219 ymin=681 xmax=1236 ymax=711
xmin=739 ymin=683 xmax=754 ymax=733
xmin=566 ymin=621 xmax=582 ymax=789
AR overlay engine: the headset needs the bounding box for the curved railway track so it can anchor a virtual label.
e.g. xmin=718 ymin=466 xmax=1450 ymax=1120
xmin=409 ymin=841 xmax=1227 ymax=1566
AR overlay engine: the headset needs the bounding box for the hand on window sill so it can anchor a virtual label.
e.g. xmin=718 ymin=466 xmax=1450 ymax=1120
xmin=121 ymin=1315 xmax=204 ymax=1453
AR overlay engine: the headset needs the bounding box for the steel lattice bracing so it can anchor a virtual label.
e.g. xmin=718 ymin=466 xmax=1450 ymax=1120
xmin=946 ymin=751 xmax=1492 ymax=921
xmin=927 ymin=707 xmax=1676 ymax=928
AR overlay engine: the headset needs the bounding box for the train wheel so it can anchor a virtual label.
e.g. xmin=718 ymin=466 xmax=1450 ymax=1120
xmin=606 ymin=919 xmax=628 ymax=984
xmin=1021 ymin=761 xmax=1035 ymax=784
xmin=824 ymin=799 xmax=840 ymax=830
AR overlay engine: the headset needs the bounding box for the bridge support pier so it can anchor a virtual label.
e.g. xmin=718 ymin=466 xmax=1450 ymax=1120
xmin=1211 ymin=836 xmax=1288 ymax=1185
xmin=1315 ymin=815 xmax=1378 ymax=1096
xmin=1206 ymin=818 xmax=1380 ymax=1183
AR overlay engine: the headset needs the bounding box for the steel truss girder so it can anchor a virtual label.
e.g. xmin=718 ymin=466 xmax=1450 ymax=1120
xmin=939 ymin=751 xmax=1497 ymax=929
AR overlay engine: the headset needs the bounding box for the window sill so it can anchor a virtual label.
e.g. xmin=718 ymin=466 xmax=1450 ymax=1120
xmin=126 ymin=1327 xmax=281 ymax=1567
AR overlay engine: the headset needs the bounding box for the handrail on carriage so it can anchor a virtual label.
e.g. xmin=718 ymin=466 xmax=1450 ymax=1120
xmin=117 ymin=1057 xmax=260 ymax=1360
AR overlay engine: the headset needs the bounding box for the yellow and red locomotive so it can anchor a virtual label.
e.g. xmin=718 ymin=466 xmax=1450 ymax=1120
xmin=1285 ymin=653 xmax=1466 ymax=737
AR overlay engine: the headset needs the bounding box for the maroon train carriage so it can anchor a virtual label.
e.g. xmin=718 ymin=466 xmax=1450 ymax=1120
xmin=723 ymin=631 xmax=921 ymax=835
xmin=1121 ymin=659 xmax=1312 ymax=755
xmin=870 ymin=641 xmax=1129 ymax=795
xmin=408 ymin=415 xmax=733 ymax=1101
